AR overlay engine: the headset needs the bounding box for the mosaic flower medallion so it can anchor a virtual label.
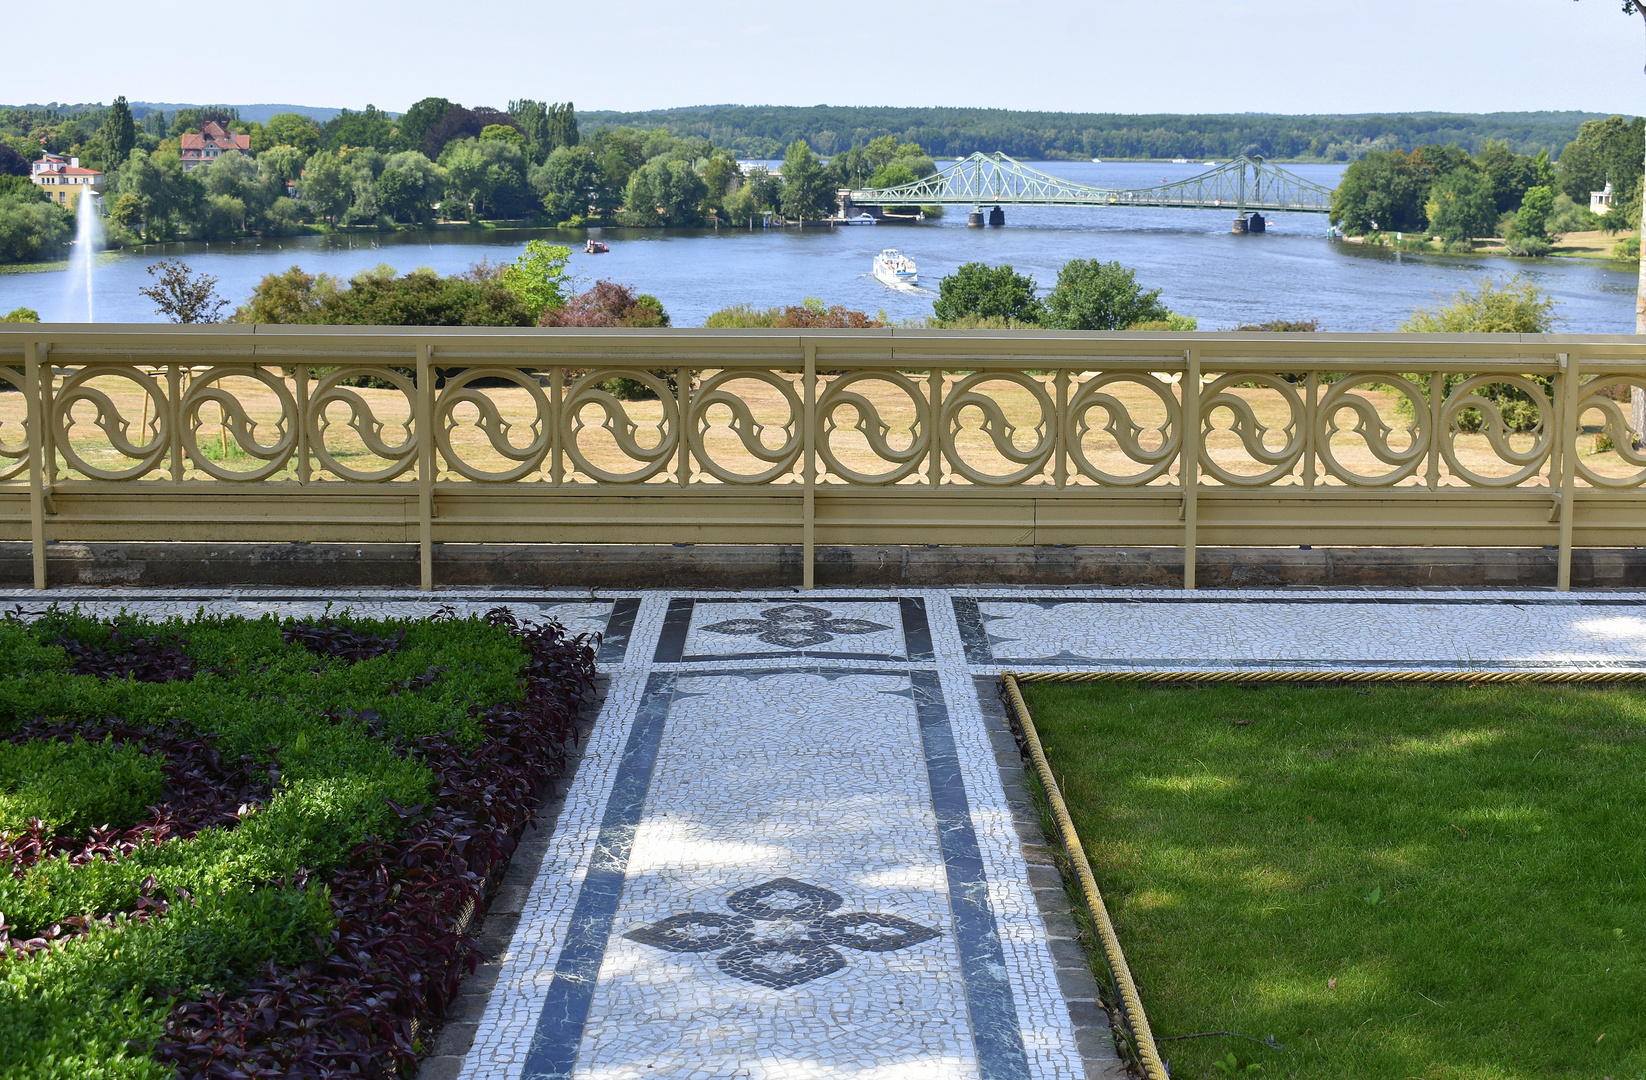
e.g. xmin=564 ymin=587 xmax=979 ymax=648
xmin=625 ymin=877 xmax=940 ymax=990
xmin=701 ymin=604 xmax=891 ymax=649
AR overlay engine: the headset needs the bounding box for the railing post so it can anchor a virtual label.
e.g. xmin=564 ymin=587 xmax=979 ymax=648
xmin=1053 ymin=368 xmax=1068 ymax=489
xmin=1427 ymin=371 xmax=1443 ymax=490
xmin=1302 ymin=370 xmax=1317 ymax=489
xmin=294 ymin=361 xmax=310 ymax=484
xmin=25 ymin=340 xmax=46 ymax=590
xmin=676 ymin=365 xmax=692 ymax=486
xmin=802 ymin=343 xmax=817 ymax=590
xmin=168 ymin=364 xmax=183 ymax=483
xmin=416 ymin=343 xmax=435 ymax=591
xmin=1557 ymin=352 xmax=1579 ymax=591
xmin=1181 ymin=348 xmax=1201 ymax=590
xmin=927 ymin=367 xmax=942 ymax=487
xmin=549 ymin=366 xmax=564 ymax=485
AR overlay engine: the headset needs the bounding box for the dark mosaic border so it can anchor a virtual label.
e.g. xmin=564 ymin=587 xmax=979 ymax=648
xmin=596 ymin=598 xmax=641 ymax=664
xmin=521 ymin=672 xmax=675 ymax=1080
xmin=518 ymin=663 xmax=1032 ymax=1080
xmin=653 ymin=597 xmax=933 ymax=664
xmin=911 ymin=669 xmax=1033 ymax=1080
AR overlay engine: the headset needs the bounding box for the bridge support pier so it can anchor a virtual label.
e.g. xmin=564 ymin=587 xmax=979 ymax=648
xmin=968 ymin=208 xmax=985 ymax=227
xmin=1233 ymin=212 xmax=1265 ymax=234
xmin=988 ymin=205 xmax=1005 ymax=226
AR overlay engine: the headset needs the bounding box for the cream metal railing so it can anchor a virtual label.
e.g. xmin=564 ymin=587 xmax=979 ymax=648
xmin=2 ymin=325 xmax=1644 ymax=590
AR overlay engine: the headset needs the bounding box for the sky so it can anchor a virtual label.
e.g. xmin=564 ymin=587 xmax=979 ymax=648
xmin=6 ymin=0 xmax=1645 ymax=116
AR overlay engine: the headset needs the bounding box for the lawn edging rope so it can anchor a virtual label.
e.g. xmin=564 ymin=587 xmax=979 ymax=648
xmin=1002 ymin=672 xmax=1169 ymax=1080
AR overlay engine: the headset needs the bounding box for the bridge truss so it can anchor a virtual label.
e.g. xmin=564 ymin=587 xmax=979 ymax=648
xmin=843 ymin=152 xmax=1334 ymax=214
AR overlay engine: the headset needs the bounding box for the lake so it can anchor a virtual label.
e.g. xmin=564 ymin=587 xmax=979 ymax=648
xmin=2 ymin=161 xmax=1638 ymax=331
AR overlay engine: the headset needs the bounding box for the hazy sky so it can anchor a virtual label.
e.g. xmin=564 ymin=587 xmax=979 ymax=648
xmin=8 ymin=0 xmax=1645 ymax=115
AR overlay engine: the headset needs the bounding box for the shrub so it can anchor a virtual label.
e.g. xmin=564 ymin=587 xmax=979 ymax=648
xmin=1044 ymin=259 xmax=1168 ymax=331
xmin=932 ymin=262 xmax=1045 ymax=325
xmin=1232 ymin=318 xmax=1319 ymax=332
xmin=234 ymin=263 xmax=533 ymax=326
xmin=0 ymin=606 xmax=597 ymax=1078
xmin=1402 ymin=275 xmax=1557 ymax=333
xmin=0 ymin=737 xmax=164 ymax=836
xmin=704 ymin=304 xmax=783 ymax=328
xmin=539 ymin=280 xmax=669 ymax=328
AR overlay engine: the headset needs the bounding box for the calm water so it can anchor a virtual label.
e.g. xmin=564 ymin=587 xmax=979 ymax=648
xmin=3 ymin=161 xmax=1638 ymax=331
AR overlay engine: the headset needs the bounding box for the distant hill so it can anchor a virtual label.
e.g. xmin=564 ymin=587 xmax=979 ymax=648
xmin=126 ymin=103 xmax=365 ymax=123
xmin=578 ymin=106 xmax=1626 ymax=161
xmin=0 ymin=102 xmax=377 ymax=123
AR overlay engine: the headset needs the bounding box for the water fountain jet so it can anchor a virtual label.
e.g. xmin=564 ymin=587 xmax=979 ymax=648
xmin=65 ymin=186 xmax=104 ymax=322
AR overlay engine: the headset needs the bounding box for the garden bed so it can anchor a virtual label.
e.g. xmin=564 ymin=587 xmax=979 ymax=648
xmin=0 ymin=605 xmax=596 ymax=1079
xmin=1018 ymin=679 xmax=1645 ymax=1080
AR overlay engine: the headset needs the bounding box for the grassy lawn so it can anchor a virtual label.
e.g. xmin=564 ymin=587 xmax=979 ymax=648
xmin=1020 ymin=680 xmax=1646 ymax=1080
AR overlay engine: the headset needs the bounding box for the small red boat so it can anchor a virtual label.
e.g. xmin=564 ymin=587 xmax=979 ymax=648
xmin=585 ymin=240 xmax=609 ymax=254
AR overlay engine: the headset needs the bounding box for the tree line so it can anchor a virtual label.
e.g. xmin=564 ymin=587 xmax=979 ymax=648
xmin=1327 ymin=114 xmax=1644 ymax=255
xmin=578 ymin=106 xmax=1611 ymax=162
xmin=0 ymin=98 xmax=946 ymax=264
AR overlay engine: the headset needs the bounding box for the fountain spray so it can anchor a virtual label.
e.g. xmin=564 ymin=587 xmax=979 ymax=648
xmin=67 ymin=187 xmax=104 ymax=322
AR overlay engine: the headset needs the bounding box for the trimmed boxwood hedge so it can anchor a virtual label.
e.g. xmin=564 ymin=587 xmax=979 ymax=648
xmin=0 ymin=605 xmax=596 ymax=1079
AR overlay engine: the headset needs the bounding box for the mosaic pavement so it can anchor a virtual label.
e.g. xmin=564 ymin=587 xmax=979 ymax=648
xmin=10 ymin=584 xmax=1646 ymax=1080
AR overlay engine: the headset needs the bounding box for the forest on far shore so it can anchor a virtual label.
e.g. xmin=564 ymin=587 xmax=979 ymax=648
xmin=576 ymin=106 xmax=1620 ymax=161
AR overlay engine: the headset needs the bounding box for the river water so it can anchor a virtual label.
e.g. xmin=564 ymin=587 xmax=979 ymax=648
xmin=2 ymin=161 xmax=1639 ymax=331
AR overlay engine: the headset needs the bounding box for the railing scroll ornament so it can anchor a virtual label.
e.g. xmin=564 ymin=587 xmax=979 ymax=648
xmin=1 ymin=327 xmax=1644 ymax=594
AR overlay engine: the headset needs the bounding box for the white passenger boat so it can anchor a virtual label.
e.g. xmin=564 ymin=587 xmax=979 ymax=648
xmin=873 ymin=249 xmax=917 ymax=287
xmin=843 ymin=212 xmax=878 ymax=225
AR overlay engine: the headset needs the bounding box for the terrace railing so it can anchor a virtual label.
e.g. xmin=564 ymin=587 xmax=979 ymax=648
xmin=2 ymin=325 xmax=1644 ymax=590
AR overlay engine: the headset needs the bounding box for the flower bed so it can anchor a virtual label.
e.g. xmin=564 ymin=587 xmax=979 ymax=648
xmin=0 ymin=606 xmax=596 ymax=1079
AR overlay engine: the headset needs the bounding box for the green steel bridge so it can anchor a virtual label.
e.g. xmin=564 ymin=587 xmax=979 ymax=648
xmin=841 ymin=152 xmax=1335 ymax=219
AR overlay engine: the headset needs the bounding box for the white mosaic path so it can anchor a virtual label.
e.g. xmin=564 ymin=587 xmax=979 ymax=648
xmin=464 ymin=592 xmax=1084 ymax=1080
xmin=13 ymin=583 xmax=1644 ymax=1080
xmin=951 ymin=589 xmax=1646 ymax=673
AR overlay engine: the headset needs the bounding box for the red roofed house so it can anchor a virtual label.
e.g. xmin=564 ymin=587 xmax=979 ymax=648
xmin=180 ymin=121 xmax=251 ymax=172
xmin=30 ymin=152 xmax=103 ymax=207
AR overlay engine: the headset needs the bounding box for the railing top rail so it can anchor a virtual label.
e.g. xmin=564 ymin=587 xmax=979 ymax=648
xmin=3 ymin=325 xmax=1643 ymax=366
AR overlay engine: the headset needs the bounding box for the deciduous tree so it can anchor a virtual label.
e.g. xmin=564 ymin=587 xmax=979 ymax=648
xmin=779 ymin=140 xmax=832 ymax=222
xmin=933 ymin=262 xmax=1045 ymax=325
xmin=1425 ymin=168 xmax=1498 ymax=246
xmin=500 ymin=240 xmax=572 ymax=318
xmin=1044 ymin=259 xmax=1170 ymax=331
xmin=1329 ymin=150 xmax=1425 ymax=233
xmin=265 ymin=113 xmax=322 ymax=156
xmin=531 ymin=145 xmax=600 ymax=221
xmin=139 ymin=258 xmax=228 ymax=322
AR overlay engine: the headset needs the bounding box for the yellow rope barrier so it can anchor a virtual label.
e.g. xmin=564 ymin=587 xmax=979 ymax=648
xmin=1002 ymin=673 xmax=1170 ymax=1080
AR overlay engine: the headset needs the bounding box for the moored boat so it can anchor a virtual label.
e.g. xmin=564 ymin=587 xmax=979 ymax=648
xmin=873 ymin=248 xmax=917 ymax=287
xmin=585 ymin=239 xmax=609 ymax=254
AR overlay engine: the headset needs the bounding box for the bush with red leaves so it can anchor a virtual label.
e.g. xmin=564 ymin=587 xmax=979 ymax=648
xmin=537 ymin=280 xmax=668 ymax=328
xmin=52 ymin=621 xmax=198 ymax=683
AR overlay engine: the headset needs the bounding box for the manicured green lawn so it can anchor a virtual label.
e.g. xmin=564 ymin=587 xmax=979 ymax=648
xmin=1020 ymin=680 xmax=1646 ymax=1080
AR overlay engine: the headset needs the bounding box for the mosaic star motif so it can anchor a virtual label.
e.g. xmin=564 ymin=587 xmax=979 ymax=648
xmin=625 ymin=877 xmax=940 ymax=990
xmin=700 ymin=605 xmax=891 ymax=649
